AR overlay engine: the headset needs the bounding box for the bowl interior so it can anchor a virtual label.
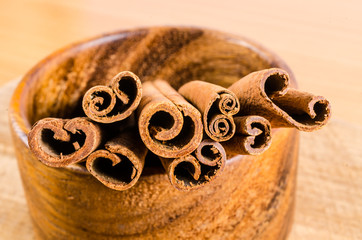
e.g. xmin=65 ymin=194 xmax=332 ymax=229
xmin=10 ymin=26 xmax=295 ymax=173
xmin=17 ymin=27 xmax=293 ymax=128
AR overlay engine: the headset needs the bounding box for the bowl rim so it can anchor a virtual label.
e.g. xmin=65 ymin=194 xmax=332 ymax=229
xmin=8 ymin=26 xmax=295 ymax=173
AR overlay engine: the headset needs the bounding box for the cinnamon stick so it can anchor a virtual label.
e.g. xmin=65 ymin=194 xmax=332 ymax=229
xmin=28 ymin=117 xmax=102 ymax=167
xmin=82 ymin=71 xmax=142 ymax=123
xmin=223 ymin=116 xmax=272 ymax=155
xmin=178 ymin=80 xmax=239 ymax=141
xmin=86 ymin=128 xmax=147 ymax=191
xmin=160 ymin=139 xmax=226 ymax=191
xmin=137 ymin=80 xmax=203 ymax=158
xmin=228 ymin=68 xmax=331 ymax=131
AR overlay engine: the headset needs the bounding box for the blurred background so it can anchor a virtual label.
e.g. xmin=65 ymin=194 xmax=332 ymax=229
xmin=1 ymin=0 xmax=361 ymax=125
xmin=0 ymin=0 xmax=361 ymax=239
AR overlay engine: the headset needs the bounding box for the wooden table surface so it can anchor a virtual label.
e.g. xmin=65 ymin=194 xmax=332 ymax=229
xmin=0 ymin=0 xmax=361 ymax=239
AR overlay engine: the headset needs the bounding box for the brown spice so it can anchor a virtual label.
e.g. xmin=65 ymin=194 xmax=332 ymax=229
xmin=82 ymin=71 xmax=142 ymax=123
xmin=223 ymin=116 xmax=272 ymax=156
xmin=178 ymin=80 xmax=240 ymax=141
xmin=228 ymin=68 xmax=331 ymax=131
xmin=160 ymin=139 xmax=226 ymax=191
xmin=13 ymin=27 xmax=304 ymax=239
xmin=27 ymin=117 xmax=102 ymax=167
xmin=86 ymin=128 xmax=147 ymax=191
xmin=137 ymin=80 xmax=203 ymax=158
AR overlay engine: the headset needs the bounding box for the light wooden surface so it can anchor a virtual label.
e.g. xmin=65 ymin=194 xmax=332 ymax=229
xmin=0 ymin=0 xmax=361 ymax=239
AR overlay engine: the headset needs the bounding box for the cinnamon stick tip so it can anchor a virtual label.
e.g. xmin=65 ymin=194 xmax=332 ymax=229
xmin=263 ymin=68 xmax=290 ymax=98
xmin=82 ymin=71 xmax=142 ymax=123
xmin=27 ymin=117 xmax=101 ymax=168
xmin=86 ymin=149 xmax=142 ymax=191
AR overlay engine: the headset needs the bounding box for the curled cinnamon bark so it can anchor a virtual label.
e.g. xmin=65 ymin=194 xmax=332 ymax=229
xmin=28 ymin=117 xmax=102 ymax=167
xmin=137 ymin=80 xmax=203 ymax=158
xmin=178 ymin=81 xmax=239 ymax=141
xmin=228 ymin=68 xmax=331 ymax=131
xmin=160 ymin=139 xmax=226 ymax=191
xmin=223 ymin=116 xmax=272 ymax=155
xmin=82 ymin=71 xmax=142 ymax=123
xmin=86 ymin=129 xmax=147 ymax=191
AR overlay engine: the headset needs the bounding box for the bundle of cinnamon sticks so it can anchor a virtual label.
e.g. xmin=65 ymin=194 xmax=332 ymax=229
xmin=28 ymin=68 xmax=331 ymax=191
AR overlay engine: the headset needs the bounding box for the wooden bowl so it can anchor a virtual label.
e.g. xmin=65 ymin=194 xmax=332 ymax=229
xmin=9 ymin=26 xmax=299 ymax=240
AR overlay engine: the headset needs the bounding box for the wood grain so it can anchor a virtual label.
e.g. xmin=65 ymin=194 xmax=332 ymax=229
xmin=2 ymin=81 xmax=361 ymax=239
